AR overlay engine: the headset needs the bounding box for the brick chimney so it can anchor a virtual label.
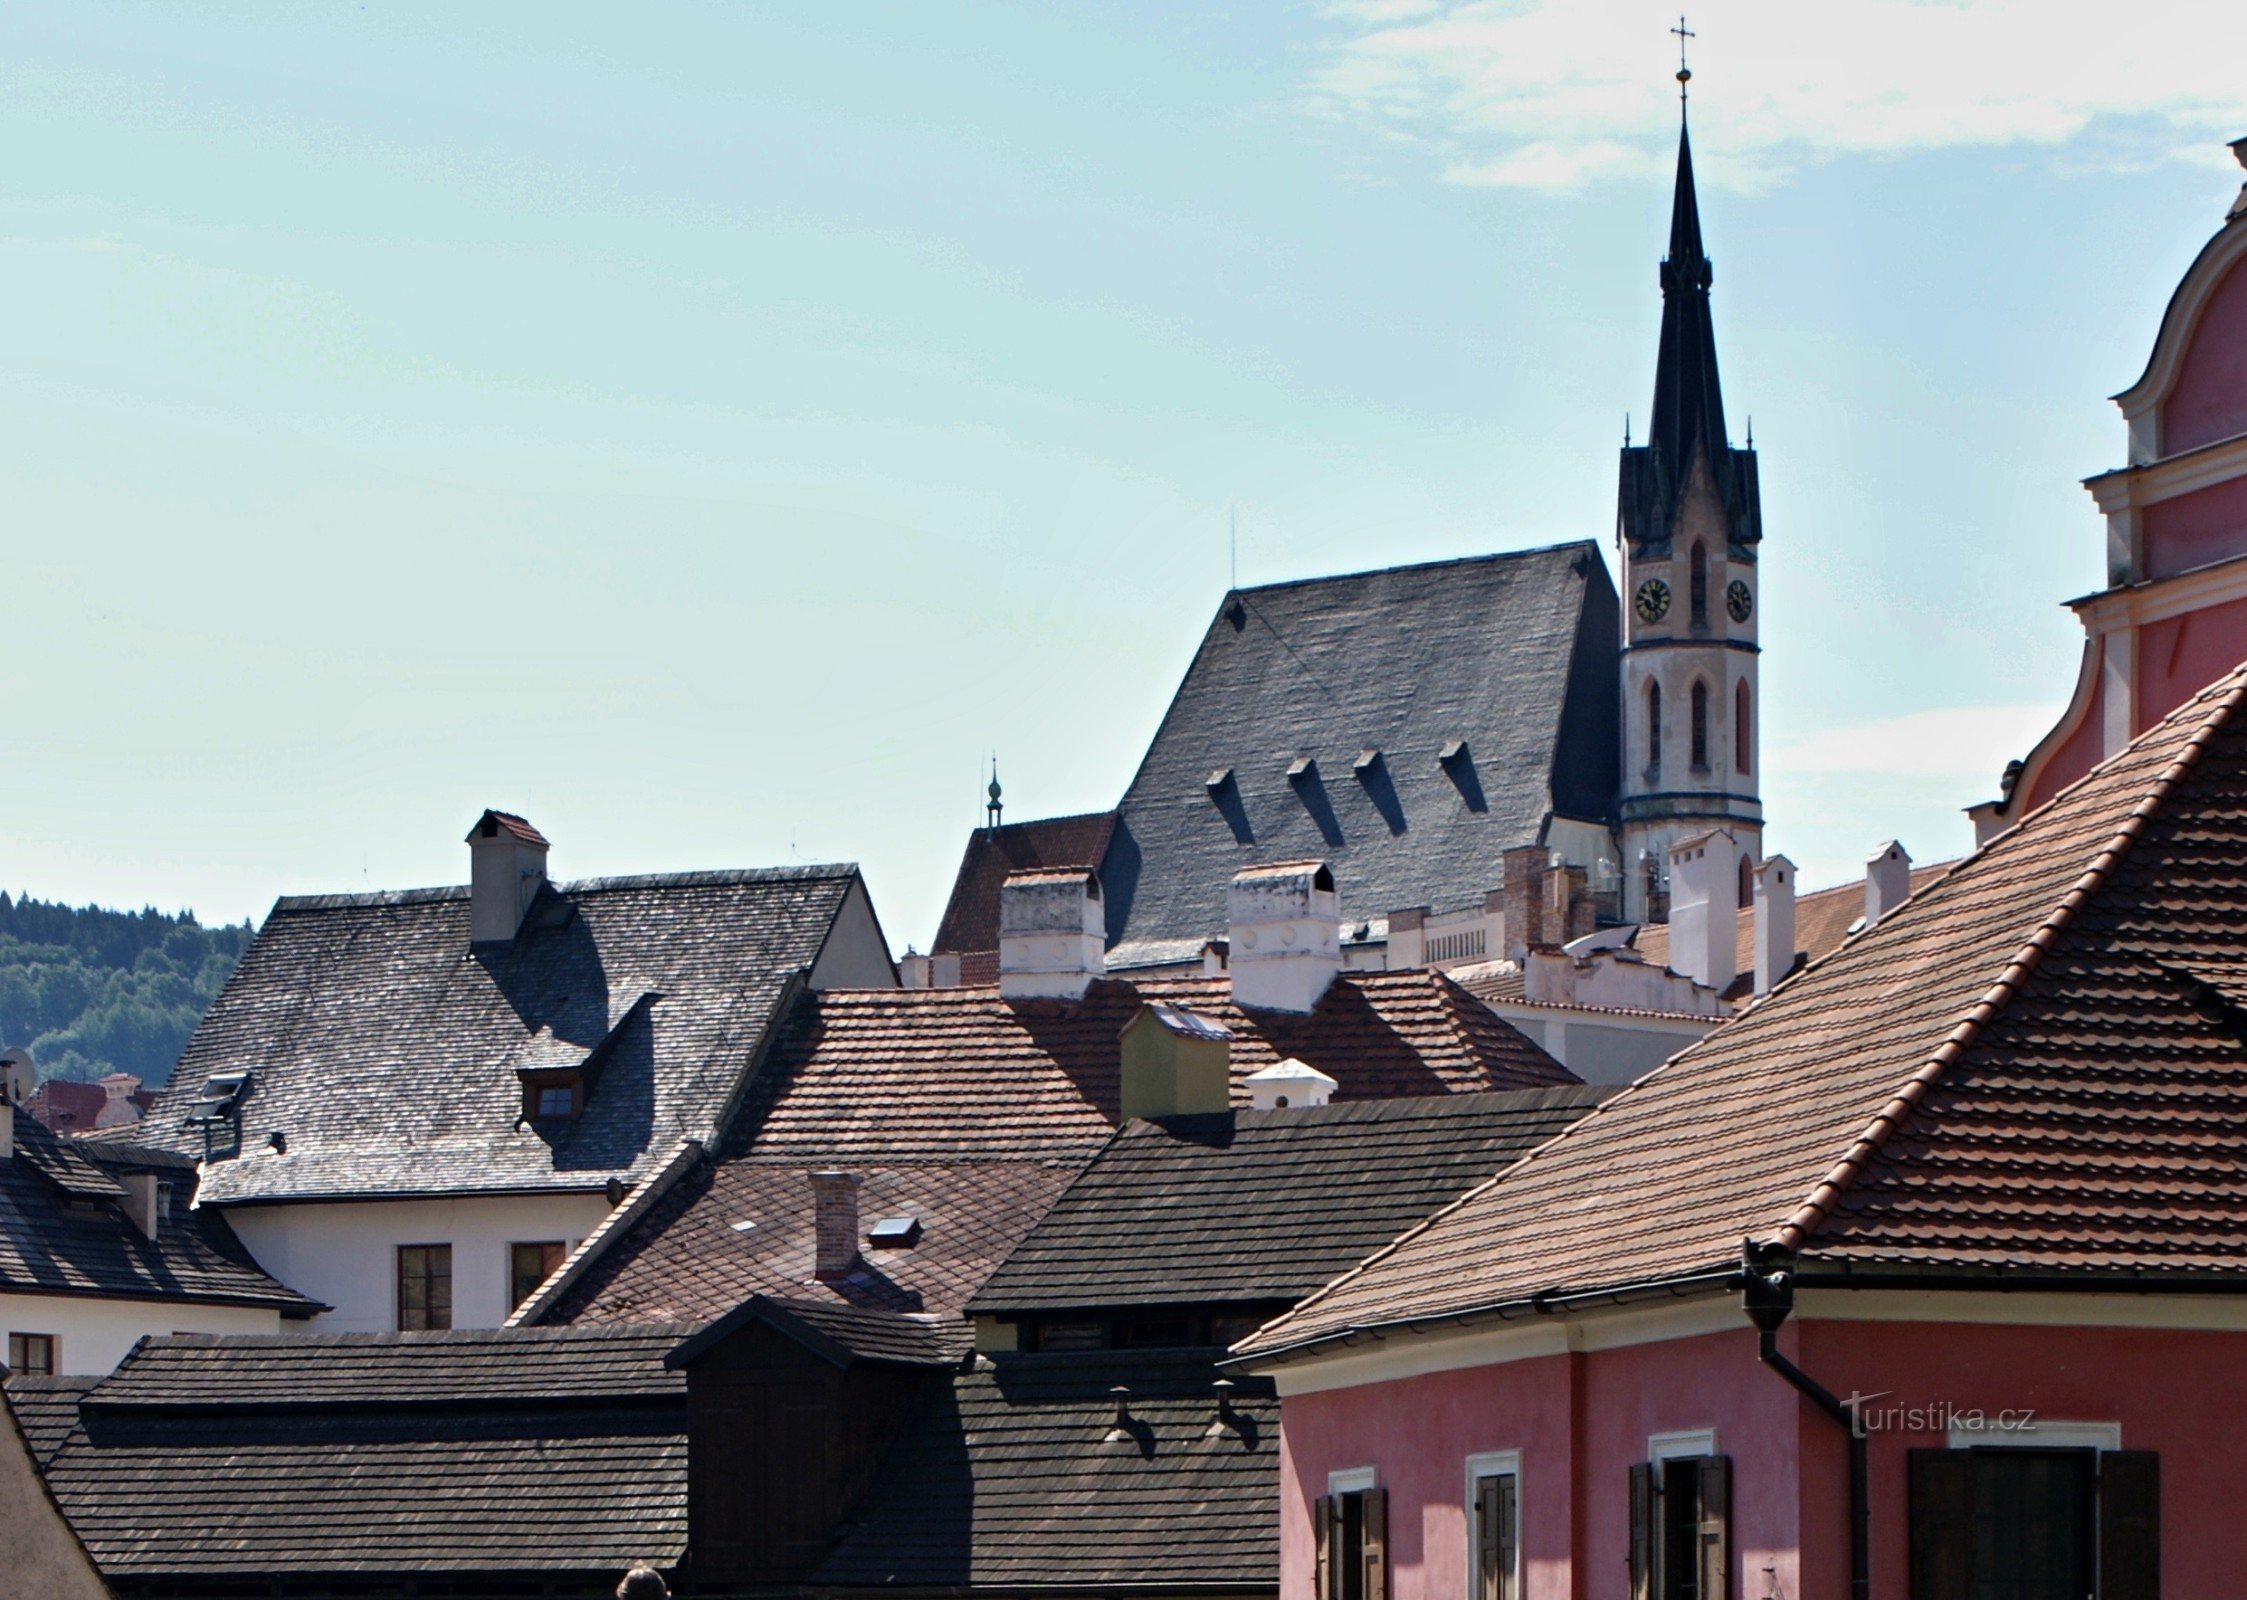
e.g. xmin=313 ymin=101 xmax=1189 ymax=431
xmin=1865 ymin=841 xmax=1912 ymax=929
xmin=997 ymin=869 xmax=1106 ymax=1001
xmin=809 ymin=1170 xmax=863 ymax=1282
xmin=1499 ymin=845 xmax=1550 ymax=962
xmin=1753 ymin=854 xmax=1797 ymax=998
xmin=1666 ymin=830 xmax=1739 ymax=993
xmin=468 ymin=810 xmax=550 ymax=946
xmin=1227 ymin=862 xmax=1342 ymax=1013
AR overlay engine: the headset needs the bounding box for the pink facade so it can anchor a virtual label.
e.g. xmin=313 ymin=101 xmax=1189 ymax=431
xmin=1276 ymin=1311 xmax=2247 ymax=1600
xmin=2160 ymin=247 xmax=2247 ymax=455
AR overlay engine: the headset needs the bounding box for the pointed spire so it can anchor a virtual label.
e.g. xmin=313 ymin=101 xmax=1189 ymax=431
xmin=1619 ymin=95 xmax=1759 ymax=555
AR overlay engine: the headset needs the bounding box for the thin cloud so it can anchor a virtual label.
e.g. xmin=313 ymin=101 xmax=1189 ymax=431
xmin=1310 ymin=0 xmax=2247 ymax=192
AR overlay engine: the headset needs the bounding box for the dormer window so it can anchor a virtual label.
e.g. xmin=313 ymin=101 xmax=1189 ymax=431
xmin=520 ymin=1071 xmax=583 ymax=1123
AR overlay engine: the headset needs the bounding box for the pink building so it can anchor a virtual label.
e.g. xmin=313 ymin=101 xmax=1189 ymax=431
xmin=1232 ymin=664 xmax=2247 ymax=1600
xmin=1976 ymin=139 xmax=2247 ymax=837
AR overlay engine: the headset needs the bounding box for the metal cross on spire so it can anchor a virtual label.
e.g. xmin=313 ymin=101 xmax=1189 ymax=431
xmin=1671 ymin=14 xmax=1695 ymax=102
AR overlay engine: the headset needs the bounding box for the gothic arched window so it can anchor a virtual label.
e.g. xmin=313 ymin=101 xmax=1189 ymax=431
xmin=1690 ymin=679 xmax=1710 ymax=770
xmin=1735 ymin=679 xmax=1752 ymax=776
xmin=1738 ymin=852 xmax=1755 ymax=910
xmin=1690 ymin=542 xmax=1709 ymax=628
xmin=1647 ymin=680 xmax=1663 ymax=773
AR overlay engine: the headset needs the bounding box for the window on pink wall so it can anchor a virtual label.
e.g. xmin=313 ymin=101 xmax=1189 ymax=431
xmin=1628 ymin=1454 xmax=1729 ymax=1600
xmin=1469 ymin=1462 xmax=1519 ymax=1600
xmin=1315 ymin=1481 xmax=1388 ymax=1600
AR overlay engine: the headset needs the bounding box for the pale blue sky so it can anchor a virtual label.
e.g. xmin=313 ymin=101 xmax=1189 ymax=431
xmin=5 ymin=2 xmax=2244 ymax=948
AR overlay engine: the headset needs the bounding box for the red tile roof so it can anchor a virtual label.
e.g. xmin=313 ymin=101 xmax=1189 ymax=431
xmin=930 ymin=811 xmax=1116 ymax=958
xmin=25 ymin=1079 xmax=153 ymax=1134
xmin=551 ymin=968 xmax=1571 ymax=1326
xmin=1239 ymin=663 xmax=2247 ymax=1362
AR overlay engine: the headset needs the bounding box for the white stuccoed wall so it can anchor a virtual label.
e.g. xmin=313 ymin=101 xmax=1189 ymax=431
xmin=0 ymin=1293 xmax=285 ymax=1376
xmin=224 ymin=1192 xmax=615 ymax=1333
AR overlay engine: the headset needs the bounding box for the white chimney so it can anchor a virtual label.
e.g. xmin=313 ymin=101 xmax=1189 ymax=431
xmin=1 ymin=1049 xmax=33 ymax=1109
xmin=1246 ymin=1058 xmax=1336 ymax=1111
xmin=95 ymin=1073 xmax=145 ymax=1128
xmin=997 ymin=869 xmax=1106 ymax=1000
xmin=468 ymin=810 xmax=550 ymax=946
xmin=118 ymin=1171 xmax=162 ymax=1241
xmin=1227 ymin=862 xmax=1343 ymax=1013
xmin=1753 ymin=854 xmax=1797 ymax=998
xmin=1865 ymin=841 xmax=1913 ymax=929
xmin=1666 ymin=831 xmax=1739 ymax=993
xmin=897 ymin=951 xmax=933 ymax=989
xmin=810 ymin=1170 xmax=862 ymax=1282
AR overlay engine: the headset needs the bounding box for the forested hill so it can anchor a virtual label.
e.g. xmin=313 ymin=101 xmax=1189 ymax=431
xmin=0 ymin=894 xmax=253 ymax=1090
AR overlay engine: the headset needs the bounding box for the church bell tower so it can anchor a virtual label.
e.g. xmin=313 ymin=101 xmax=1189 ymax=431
xmin=1617 ymin=93 xmax=1764 ymax=923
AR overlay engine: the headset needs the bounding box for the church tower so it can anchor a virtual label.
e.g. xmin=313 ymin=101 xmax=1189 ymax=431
xmin=1616 ymin=103 xmax=1763 ymax=923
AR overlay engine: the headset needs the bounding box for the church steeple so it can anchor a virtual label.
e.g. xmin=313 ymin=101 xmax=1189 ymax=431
xmin=1613 ymin=57 xmax=1766 ymax=927
xmin=1620 ymin=111 xmax=1760 ymax=555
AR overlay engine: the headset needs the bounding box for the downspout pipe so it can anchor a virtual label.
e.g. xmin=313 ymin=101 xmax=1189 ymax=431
xmin=1741 ymin=1243 xmax=1869 ymax=1600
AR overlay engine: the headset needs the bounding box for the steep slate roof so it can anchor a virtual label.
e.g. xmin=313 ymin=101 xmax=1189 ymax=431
xmin=810 ymin=1350 xmax=1277 ymax=1592
xmin=0 ymin=1118 xmax=318 ymax=1314
xmin=549 ymin=970 xmax=1570 ymax=1326
xmin=1102 ymin=543 xmax=1620 ymax=949
xmin=932 ymin=811 xmax=1117 ymax=958
xmin=1240 ymin=663 xmax=2247 ymax=1362
xmin=33 ymin=1327 xmax=691 ymax=1581
xmin=974 ymin=1087 xmax=1612 ymax=1315
xmin=118 ymin=866 xmax=866 ymax=1204
xmin=665 ymin=1295 xmax=971 ymax=1370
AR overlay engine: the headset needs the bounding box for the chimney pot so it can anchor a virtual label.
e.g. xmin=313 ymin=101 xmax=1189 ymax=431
xmin=1226 ymin=862 xmax=1342 ymax=1013
xmin=1752 ymin=854 xmax=1797 ymax=998
xmin=1111 ymin=1385 xmax=1132 ymax=1427
xmin=1665 ymin=831 xmax=1740 ymax=992
xmin=1865 ymin=842 xmax=1912 ymax=929
xmin=1245 ymin=1058 xmax=1336 ymax=1111
xmin=997 ymin=869 xmax=1106 ymax=1000
xmin=810 ymin=1170 xmax=864 ymax=1282
xmin=467 ymin=810 xmax=550 ymax=946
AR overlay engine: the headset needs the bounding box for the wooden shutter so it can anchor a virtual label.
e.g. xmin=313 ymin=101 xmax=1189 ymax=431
xmin=1908 ymin=1449 xmax=1974 ymax=1600
xmin=1494 ymin=1475 xmax=1518 ymax=1600
xmin=1314 ymin=1495 xmax=1334 ymax=1600
xmin=1696 ymin=1455 xmax=1732 ymax=1600
xmin=1473 ymin=1478 xmax=1497 ymax=1600
xmin=1628 ymin=1462 xmax=1655 ymax=1600
xmin=2099 ymin=1451 xmax=2160 ymax=1600
xmin=1361 ymin=1488 xmax=1389 ymax=1600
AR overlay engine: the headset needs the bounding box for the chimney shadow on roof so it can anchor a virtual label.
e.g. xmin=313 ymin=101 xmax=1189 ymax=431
xmin=825 ymin=1383 xmax=972 ymax=1584
xmin=1207 ymin=777 xmax=1255 ymax=845
xmin=1234 ymin=981 xmax=1454 ymax=1100
xmin=1096 ymin=822 xmax=1139 ymax=945
xmin=474 ymin=896 xmax=611 ymax=1050
xmin=1441 ymin=749 xmax=1489 ymax=814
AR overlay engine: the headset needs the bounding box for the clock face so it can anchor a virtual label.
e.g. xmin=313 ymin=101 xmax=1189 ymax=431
xmin=1726 ymin=579 xmax=1754 ymax=623
xmin=1633 ymin=578 xmax=1671 ymax=624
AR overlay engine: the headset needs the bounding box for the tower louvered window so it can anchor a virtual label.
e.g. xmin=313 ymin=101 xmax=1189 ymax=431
xmin=1690 ymin=681 xmax=1710 ymax=771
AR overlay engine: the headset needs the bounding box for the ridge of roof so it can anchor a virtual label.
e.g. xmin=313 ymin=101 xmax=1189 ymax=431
xmin=1232 ymin=538 xmax=1600 ymax=599
xmin=270 ymin=862 xmax=860 ymax=913
xmin=1779 ymin=667 xmax=2247 ymax=1250
xmin=1235 ymin=663 xmax=2247 ymax=1362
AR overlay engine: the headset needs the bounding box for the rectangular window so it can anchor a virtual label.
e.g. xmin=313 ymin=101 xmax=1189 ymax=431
xmin=509 ymin=1241 xmax=567 ymax=1311
xmin=1909 ymin=1447 xmax=2157 ymax=1600
xmin=7 ymin=1333 xmax=56 ymax=1376
xmin=1470 ymin=1466 xmax=1519 ymax=1600
xmin=1316 ymin=1480 xmax=1388 ymax=1600
xmin=396 ymin=1243 xmax=453 ymax=1331
xmin=1629 ymin=1454 xmax=1728 ymax=1600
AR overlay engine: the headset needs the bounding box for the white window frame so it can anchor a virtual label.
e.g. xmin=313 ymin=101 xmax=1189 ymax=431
xmin=1647 ymin=1427 xmax=1717 ymax=1463
xmin=1464 ymin=1450 xmax=1522 ymax=1600
xmin=1946 ymin=1418 xmax=2121 ymax=1452
xmin=1328 ymin=1465 xmax=1380 ymax=1495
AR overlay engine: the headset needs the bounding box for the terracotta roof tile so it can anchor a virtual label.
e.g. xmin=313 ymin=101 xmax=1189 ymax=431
xmin=552 ymin=969 xmax=1571 ymax=1326
xmin=1239 ymin=663 xmax=2247 ymax=1361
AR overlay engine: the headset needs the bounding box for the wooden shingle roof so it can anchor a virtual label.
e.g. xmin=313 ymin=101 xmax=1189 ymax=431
xmin=114 ymin=866 xmax=866 ymax=1205
xmin=29 ymin=1327 xmax=691 ymax=1581
xmin=810 ymin=1350 xmax=1277 ymax=1591
xmin=1240 ymin=662 xmax=2247 ymax=1362
xmin=973 ymin=1087 xmax=1612 ymax=1315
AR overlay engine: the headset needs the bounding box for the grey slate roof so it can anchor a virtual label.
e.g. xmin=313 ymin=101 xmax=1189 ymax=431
xmin=810 ymin=1350 xmax=1277 ymax=1591
xmin=0 ymin=1118 xmax=319 ymax=1314
xmin=1101 ymin=543 xmax=1621 ymax=948
xmin=30 ymin=1327 xmax=691 ymax=1581
xmin=118 ymin=866 xmax=865 ymax=1204
xmin=972 ymin=1086 xmax=1614 ymax=1315
xmin=664 ymin=1295 xmax=970 ymax=1371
